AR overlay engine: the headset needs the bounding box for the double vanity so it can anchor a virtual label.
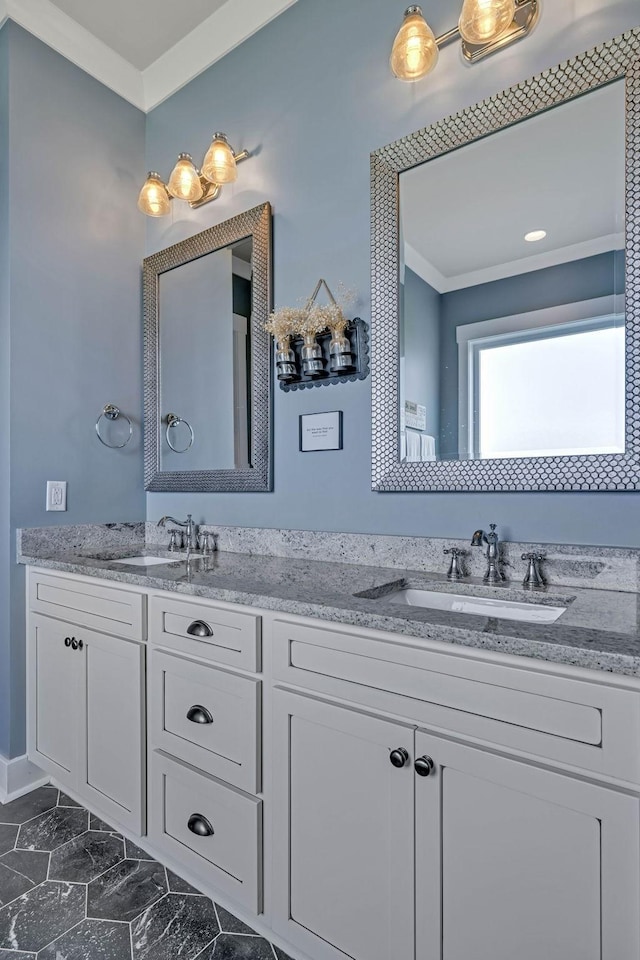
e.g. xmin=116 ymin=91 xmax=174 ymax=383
xmin=17 ymin=522 xmax=640 ymax=960
xmin=10 ymin=21 xmax=640 ymax=960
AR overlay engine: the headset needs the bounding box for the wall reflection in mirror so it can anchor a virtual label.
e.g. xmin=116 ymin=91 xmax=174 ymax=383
xmin=399 ymin=79 xmax=625 ymax=463
xmin=159 ymin=237 xmax=253 ymax=472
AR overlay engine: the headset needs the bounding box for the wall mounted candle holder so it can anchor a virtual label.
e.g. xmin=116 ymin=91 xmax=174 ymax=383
xmin=279 ymin=318 xmax=369 ymax=392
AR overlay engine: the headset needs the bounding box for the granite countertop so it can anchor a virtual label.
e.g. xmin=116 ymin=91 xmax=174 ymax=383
xmin=17 ymin=540 xmax=640 ymax=678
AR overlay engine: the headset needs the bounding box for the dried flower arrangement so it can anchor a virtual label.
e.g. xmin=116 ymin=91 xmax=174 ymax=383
xmin=264 ymin=280 xmax=357 ymax=341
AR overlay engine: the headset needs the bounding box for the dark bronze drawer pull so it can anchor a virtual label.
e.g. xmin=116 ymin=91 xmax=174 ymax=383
xmin=187 ymin=705 xmax=214 ymax=725
xmin=414 ymin=756 xmax=435 ymax=778
xmin=390 ymin=747 xmax=410 ymax=768
xmin=187 ymin=813 xmax=214 ymax=837
xmin=186 ymin=620 xmax=214 ymax=638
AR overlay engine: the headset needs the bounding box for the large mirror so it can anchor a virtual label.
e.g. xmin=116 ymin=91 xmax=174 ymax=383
xmin=371 ymin=31 xmax=640 ymax=492
xmin=144 ymin=202 xmax=272 ymax=491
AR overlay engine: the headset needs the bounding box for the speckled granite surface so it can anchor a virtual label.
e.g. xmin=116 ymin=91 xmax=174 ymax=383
xmin=16 ymin=523 xmax=640 ymax=678
xmin=145 ymin=524 xmax=640 ymax=594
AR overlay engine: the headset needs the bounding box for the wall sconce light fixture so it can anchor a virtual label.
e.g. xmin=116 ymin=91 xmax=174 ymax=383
xmin=390 ymin=0 xmax=539 ymax=82
xmin=138 ymin=132 xmax=250 ymax=217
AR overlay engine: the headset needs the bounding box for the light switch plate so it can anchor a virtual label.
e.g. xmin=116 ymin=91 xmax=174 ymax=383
xmin=46 ymin=481 xmax=67 ymax=511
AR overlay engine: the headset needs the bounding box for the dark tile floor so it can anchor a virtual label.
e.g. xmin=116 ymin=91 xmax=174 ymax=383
xmin=0 ymin=786 xmax=294 ymax=960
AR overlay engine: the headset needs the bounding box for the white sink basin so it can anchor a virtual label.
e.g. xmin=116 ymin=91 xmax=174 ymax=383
xmin=111 ymin=556 xmax=184 ymax=567
xmin=388 ymin=588 xmax=566 ymax=623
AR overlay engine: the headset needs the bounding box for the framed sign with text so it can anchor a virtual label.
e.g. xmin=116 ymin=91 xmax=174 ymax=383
xmin=299 ymin=411 xmax=343 ymax=452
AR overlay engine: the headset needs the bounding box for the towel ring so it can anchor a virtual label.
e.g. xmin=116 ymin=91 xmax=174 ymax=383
xmin=166 ymin=413 xmax=194 ymax=454
xmin=96 ymin=404 xmax=133 ymax=449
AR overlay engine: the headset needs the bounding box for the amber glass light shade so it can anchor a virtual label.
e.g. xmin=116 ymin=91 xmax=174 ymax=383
xmin=137 ymin=172 xmax=171 ymax=217
xmin=458 ymin=0 xmax=516 ymax=44
xmin=390 ymin=6 xmax=439 ymax=82
xmin=202 ymin=133 xmax=237 ymax=184
xmin=167 ymin=154 xmax=204 ymax=202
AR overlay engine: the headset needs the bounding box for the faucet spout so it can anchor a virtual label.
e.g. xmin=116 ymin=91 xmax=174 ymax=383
xmin=471 ymin=523 xmax=504 ymax=584
xmin=157 ymin=514 xmax=196 ymax=551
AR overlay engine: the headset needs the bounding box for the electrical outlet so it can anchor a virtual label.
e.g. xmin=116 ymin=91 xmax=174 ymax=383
xmin=46 ymin=481 xmax=67 ymax=512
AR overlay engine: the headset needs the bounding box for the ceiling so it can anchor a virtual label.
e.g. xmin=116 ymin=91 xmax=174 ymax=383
xmin=51 ymin=0 xmax=230 ymax=70
xmin=401 ymin=80 xmax=625 ymax=293
xmin=0 ymin=0 xmax=298 ymax=110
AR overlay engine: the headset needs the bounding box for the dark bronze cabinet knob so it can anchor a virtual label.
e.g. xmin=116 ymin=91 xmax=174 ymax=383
xmin=64 ymin=637 xmax=72 ymax=647
xmin=187 ymin=813 xmax=214 ymax=837
xmin=389 ymin=747 xmax=409 ymax=768
xmin=186 ymin=620 xmax=214 ymax=638
xmin=71 ymin=638 xmax=79 ymax=651
xmin=414 ymin=756 xmax=435 ymax=777
xmin=187 ymin=705 xmax=214 ymax=725
xmin=77 ymin=639 xmax=84 ymax=651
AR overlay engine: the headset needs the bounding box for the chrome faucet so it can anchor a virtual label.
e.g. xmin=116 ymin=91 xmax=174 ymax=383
xmin=157 ymin=514 xmax=197 ymax=552
xmin=471 ymin=523 xmax=504 ymax=584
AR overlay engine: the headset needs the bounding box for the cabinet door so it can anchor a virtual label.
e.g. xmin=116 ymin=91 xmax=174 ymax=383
xmin=415 ymin=731 xmax=640 ymax=960
xmin=78 ymin=628 xmax=146 ymax=834
xmin=272 ymin=689 xmax=415 ymax=960
xmin=28 ymin=616 xmax=81 ymax=784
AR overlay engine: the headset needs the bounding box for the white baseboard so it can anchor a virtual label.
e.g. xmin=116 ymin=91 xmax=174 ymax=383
xmin=0 ymin=753 xmax=49 ymax=804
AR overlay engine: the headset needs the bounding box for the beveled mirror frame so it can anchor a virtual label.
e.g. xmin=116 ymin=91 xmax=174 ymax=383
xmin=371 ymin=29 xmax=640 ymax=492
xmin=144 ymin=201 xmax=272 ymax=492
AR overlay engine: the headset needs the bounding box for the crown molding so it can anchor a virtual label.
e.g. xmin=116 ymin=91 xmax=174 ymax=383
xmin=143 ymin=0 xmax=298 ymax=110
xmin=5 ymin=0 xmax=144 ymax=108
xmin=0 ymin=0 xmax=298 ymax=112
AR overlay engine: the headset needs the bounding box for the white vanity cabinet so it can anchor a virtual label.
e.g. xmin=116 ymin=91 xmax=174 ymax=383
xmin=147 ymin=593 xmax=264 ymax=914
xmin=24 ymin=566 xmax=640 ymax=960
xmin=271 ymin=617 xmax=640 ymax=960
xmin=27 ymin=570 xmax=146 ymax=834
xmin=415 ymin=731 xmax=640 ymax=960
xmin=272 ymin=690 xmax=415 ymax=960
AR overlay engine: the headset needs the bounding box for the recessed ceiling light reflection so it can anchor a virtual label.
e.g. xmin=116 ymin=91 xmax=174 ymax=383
xmin=524 ymin=230 xmax=547 ymax=242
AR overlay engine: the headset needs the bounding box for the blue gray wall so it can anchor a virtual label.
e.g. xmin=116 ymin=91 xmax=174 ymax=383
xmin=145 ymin=0 xmax=640 ymax=548
xmin=0 ymin=24 xmax=146 ymax=759
xmin=0 ymin=27 xmax=10 ymax=760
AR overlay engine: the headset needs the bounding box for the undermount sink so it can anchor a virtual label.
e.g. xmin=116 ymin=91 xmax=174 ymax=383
xmin=110 ymin=555 xmax=184 ymax=567
xmin=386 ymin=588 xmax=566 ymax=624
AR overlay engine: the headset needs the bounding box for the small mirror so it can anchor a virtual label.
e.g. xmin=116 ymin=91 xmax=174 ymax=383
xmin=159 ymin=238 xmax=253 ymax=471
xmin=399 ymin=80 xmax=625 ymax=463
xmin=144 ymin=203 xmax=272 ymax=492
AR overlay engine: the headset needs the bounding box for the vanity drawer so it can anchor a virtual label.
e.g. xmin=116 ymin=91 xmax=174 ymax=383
xmin=150 ymin=751 xmax=262 ymax=914
xmin=272 ymin=618 xmax=640 ymax=785
xmin=150 ymin=596 xmax=261 ymax=672
xmin=150 ymin=650 xmax=261 ymax=793
xmin=30 ymin=570 xmax=145 ymax=641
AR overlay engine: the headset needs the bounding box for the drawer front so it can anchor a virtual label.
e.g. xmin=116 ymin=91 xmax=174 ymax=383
xmin=150 ymin=751 xmax=262 ymax=914
xmin=30 ymin=571 xmax=145 ymax=641
xmin=272 ymin=618 xmax=640 ymax=785
xmin=150 ymin=650 xmax=261 ymax=792
xmin=150 ymin=596 xmax=261 ymax=672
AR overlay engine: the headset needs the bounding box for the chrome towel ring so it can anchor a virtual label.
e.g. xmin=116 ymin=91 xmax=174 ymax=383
xmin=96 ymin=404 xmax=133 ymax=448
xmin=166 ymin=413 xmax=194 ymax=453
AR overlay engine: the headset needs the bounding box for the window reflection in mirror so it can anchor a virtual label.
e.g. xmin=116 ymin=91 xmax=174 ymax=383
xmin=399 ymin=79 xmax=625 ymax=463
xmin=158 ymin=237 xmax=253 ymax=472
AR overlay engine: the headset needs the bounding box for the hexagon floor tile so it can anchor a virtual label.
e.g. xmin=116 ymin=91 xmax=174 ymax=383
xmin=49 ymin=831 xmax=125 ymax=883
xmin=16 ymin=807 xmax=89 ymax=852
xmin=130 ymin=893 xmax=219 ymax=960
xmin=0 ymin=786 xmax=288 ymax=959
xmin=39 ymin=919 xmax=132 ymax=960
xmin=87 ymin=859 xmax=167 ymax=922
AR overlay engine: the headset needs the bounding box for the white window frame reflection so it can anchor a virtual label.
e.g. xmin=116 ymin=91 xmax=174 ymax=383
xmin=456 ymin=296 xmax=625 ymax=460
